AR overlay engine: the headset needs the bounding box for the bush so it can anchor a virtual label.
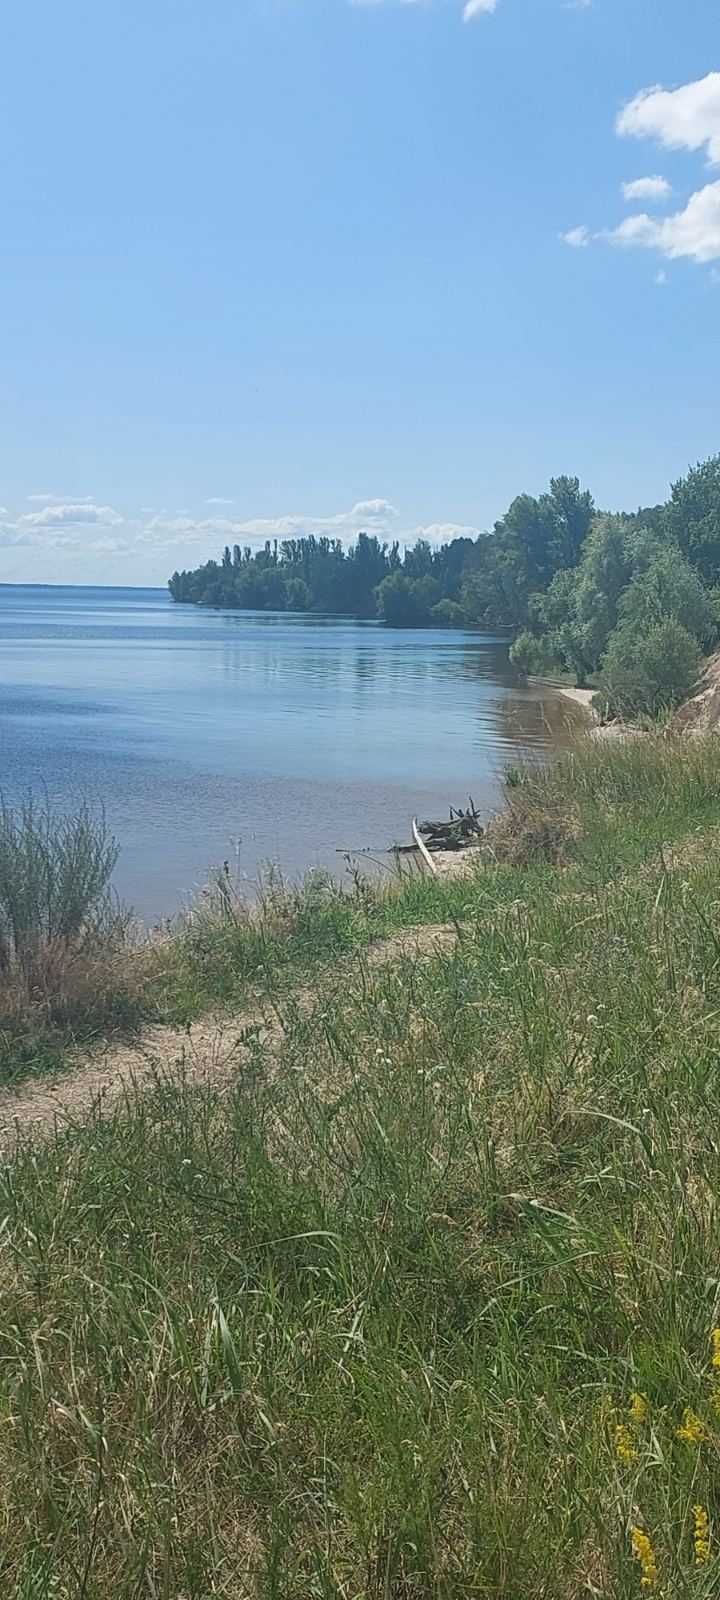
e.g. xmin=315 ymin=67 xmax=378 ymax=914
xmin=431 ymin=599 xmax=466 ymax=627
xmin=0 ymin=795 xmax=120 ymax=977
xmin=509 ymin=630 xmax=558 ymax=677
xmin=597 ymin=619 xmax=700 ymax=719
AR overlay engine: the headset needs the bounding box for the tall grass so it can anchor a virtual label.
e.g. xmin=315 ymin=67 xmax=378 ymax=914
xmin=3 ymin=738 xmax=720 ymax=1591
xmin=0 ymin=796 xmax=141 ymax=1083
xmin=7 ymin=734 xmax=720 ymax=1086
xmin=0 ymin=794 xmax=120 ymax=973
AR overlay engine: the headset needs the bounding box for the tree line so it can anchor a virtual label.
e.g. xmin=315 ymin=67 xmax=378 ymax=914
xmin=169 ymin=455 xmax=720 ymax=715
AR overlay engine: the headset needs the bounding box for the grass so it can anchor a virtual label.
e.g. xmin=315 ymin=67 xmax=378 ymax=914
xmin=0 ymin=796 xmax=145 ymax=1086
xmin=4 ymin=737 xmax=720 ymax=1591
xmin=152 ymin=731 xmax=720 ymax=1022
xmin=7 ymin=732 xmax=720 ymax=1087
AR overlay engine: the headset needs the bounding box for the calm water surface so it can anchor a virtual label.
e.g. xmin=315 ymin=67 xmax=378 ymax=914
xmin=0 ymin=586 xmax=577 ymax=920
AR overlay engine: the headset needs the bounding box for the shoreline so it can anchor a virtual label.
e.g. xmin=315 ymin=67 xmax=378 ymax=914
xmin=556 ymin=684 xmax=596 ymax=713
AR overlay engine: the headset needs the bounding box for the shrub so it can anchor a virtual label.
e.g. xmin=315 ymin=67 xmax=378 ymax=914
xmin=0 ymin=795 xmax=120 ymax=978
xmin=597 ymin=619 xmax=700 ymax=719
xmin=431 ymin=599 xmax=466 ymax=627
xmin=509 ymin=630 xmax=558 ymax=677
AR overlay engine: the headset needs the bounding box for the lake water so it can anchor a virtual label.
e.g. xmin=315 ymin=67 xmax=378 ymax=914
xmin=0 ymin=585 xmax=577 ymax=921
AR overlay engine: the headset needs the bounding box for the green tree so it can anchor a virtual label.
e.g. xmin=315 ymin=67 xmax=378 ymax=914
xmin=545 ymin=475 xmax=595 ymax=569
xmin=509 ymin=631 xmax=558 ymax=677
xmin=284 ymin=576 xmax=312 ymax=611
xmin=666 ymin=455 xmax=720 ymax=586
xmin=377 ymin=573 xmax=441 ymax=627
xmin=598 ymin=620 xmax=700 ymax=718
xmin=617 ymin=544 xmax=717 ymax=648
xmin=431 ymin=598 xmax=466 ymax=627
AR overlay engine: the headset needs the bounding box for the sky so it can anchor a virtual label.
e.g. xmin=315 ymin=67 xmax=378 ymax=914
xmin=1 ymin=0 xmax=720 ymax=586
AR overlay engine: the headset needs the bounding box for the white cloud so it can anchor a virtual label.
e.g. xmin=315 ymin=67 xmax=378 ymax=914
xmin=606 ymin=181 xmax=720 ymax=263
xmin=622 ymin=175 xmax=671 ymax=203
xmin=132 ymin=499 xmax=481 ymax=558
xmin=561 ymin=224 xmax=591 ymax=248
xmin=138 ymin=499 xmax=401 ymax=551
xmin=617 ymin=72 xmax=720 ymax=167
xmin=350 ymin=0 xmax=498 ymax=17
xmin=463 ymin=0 xmax=497 ymax=18
xmin=19 ymin=501 xmax=124 ymax=531
xmin=567 ymin=73 xmax=720 ymax=270
xmin=206 ymin=496 xmax=235 ymax=506
xmin=412 ymin=521 xmax=480 ymax=541
xmin=27 ymin=492 xmax=95 ymax=504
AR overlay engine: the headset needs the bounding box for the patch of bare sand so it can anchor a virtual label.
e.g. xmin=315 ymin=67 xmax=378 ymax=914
xmin=556 ymin=686 xmax=596 ymax=713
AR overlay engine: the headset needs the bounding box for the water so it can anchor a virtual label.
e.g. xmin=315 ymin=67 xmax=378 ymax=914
xmin=0 ymin=585 xmax=577 ymax=921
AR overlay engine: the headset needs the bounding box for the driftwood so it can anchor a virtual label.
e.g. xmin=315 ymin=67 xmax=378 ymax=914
xmin=412 ymin=817 xmax=439 ymax=877
xmin=408 ymin=801 xmax=484 ymax=874
xmin=416 ymin=803 xmax=484 ymax=854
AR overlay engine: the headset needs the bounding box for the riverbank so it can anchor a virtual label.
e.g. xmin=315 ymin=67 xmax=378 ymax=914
xmin=4 ymin=734 xmax=720 ymax=1594
xmin=556 ymin=683 xmax=596 ymax=712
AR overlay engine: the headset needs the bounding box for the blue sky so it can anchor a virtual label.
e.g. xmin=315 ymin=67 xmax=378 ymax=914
xmin=1 ymin=0 xmax=719 ymax=585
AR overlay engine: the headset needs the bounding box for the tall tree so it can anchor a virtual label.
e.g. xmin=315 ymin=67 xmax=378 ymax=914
xmin=666 ymin=455 xmax=720 ymax=586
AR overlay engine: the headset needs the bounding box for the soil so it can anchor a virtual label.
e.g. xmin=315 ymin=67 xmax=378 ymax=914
xmin=0 ymin=922 xmax=460 ymax=1144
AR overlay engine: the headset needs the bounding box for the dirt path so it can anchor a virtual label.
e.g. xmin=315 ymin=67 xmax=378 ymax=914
xmin=0 ymin=922 xmax=459 ymax=1143
xmin=5 ymin=820 xmax=710 ymax=1147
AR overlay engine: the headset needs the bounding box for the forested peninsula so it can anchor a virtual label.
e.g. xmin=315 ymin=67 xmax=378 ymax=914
xmin=170 ymin=454 xmax=720 ymax=716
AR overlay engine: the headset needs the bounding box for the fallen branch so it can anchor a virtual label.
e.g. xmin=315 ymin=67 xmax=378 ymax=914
xmin=412 ymin=817 xmax=439 ymax=877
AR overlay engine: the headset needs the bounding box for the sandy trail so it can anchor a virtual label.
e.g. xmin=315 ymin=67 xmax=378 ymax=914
xmin=0 ymin=922 xmax=459 ymax=1143
xmin=5 ymin=816 xmax=710 ymax=1147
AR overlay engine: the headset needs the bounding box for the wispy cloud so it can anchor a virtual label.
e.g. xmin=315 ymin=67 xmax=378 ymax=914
xmin=139 ymin=499 xmax=402 ymax=551
xmin=560 ymin=224 xmax=590 ymax=248
xmin=462 ymin=0 xmax=497 ymax=19
xmin=206 ymin=497 xmax=235 ymax=506
xmin=622 ymin=175 xmax=671 ymax=203
xmin=19 ymin=502 xmax=124 ymax=531
xmin=350 ymin=0 xmax=499 ymax=19
xmin=27 ymin=492 xmax=96 ymax=505
xmin=0 ymin=493 xmax=481 ymax=571
xmin=0 ymin=501 xmax=127 ymax=552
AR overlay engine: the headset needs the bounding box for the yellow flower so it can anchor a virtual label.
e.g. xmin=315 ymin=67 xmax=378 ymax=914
xmin=615 ymin=1422 xmax=637 ymax=1462
xmin=676 ymin=1407 xmax=707 ymax=1444
xmin=629 ymin=1392 xmax=649 ymax=1425
xmin=712 ymin=1327 xmax=720 ymax=1371
xmin=631 ymin=1526 xmax=658 ymax=1590
xmin=693 ymin=1504 xmax=711 ymax=1567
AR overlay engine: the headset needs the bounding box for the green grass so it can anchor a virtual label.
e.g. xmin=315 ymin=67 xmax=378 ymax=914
xmin=152 ymin=731 xmax=720 ymax=1023
xmin=4 ymin=737 xmax=720 ymax=1592
xmin=7 ymin=731 xmax=720 ymax=1089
